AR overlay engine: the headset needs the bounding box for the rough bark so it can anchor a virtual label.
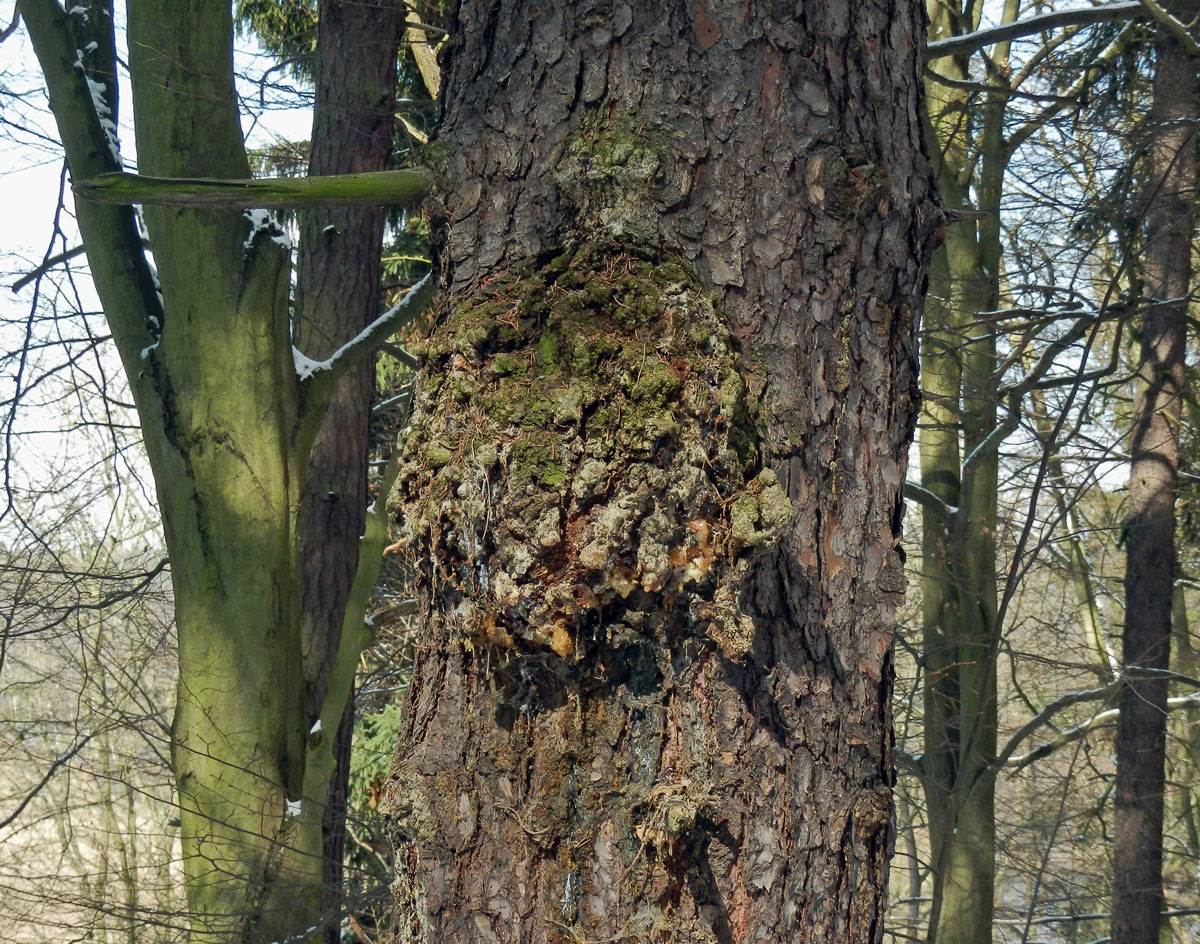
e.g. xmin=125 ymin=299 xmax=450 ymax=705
xmin=283 ymin=0 xmax=405 ymax=933
xmin=298 ymin=0 xmax=403 ymax=732
xmin=383 ymin=3 xmax=938 ymax=942
xmin=1112 ymin=28 xmax=1195 ymax=944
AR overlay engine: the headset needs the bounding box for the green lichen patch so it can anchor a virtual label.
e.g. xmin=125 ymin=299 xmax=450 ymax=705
xmin=555 ymin=114 xmax=688 ymax=241
xmin=388 ymin=240 xmax=787 ymax=662
xmin=729 ymin=469 xmax=794 ymax=551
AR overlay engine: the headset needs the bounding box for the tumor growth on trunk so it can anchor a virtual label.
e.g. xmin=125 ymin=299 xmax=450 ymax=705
xmin=386 ymin=239 xmax=792 ymax=936
xmin=389 ymin=241 xmax=789 ymax=666
xmin=379 ymin=2 xmax=936 ymax=940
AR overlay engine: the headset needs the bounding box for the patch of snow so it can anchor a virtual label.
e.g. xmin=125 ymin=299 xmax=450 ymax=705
xmin=322 ymin=224 xmax=338 ymax=235
xmin=140 ymin=341 xmax=159 ymax=360
xmin=292 ymin=346 xmax=327 ymax=381
xmin=243 ymin=208 xmax=293 ymax=252
xmin=292 ymin=273 xmax=432 ymax=380
xmin=68 ymin=5 xmax=88 ymax=15
xmin=85 ymin=76 xmax=122 ymax=166
xmin=244 ymin=208 xmax=271 ymax=247
xmin=84 ymin=40 xmax=99 ymax=53
xmin=309 ymin=719 xmax=322 ymax=736
xmin=286 ymin=799 xmax=301 ymax=818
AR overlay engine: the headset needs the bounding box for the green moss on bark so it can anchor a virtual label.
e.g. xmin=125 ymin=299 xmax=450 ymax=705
xmin=389 ymin=241 xmax=789 ymax=661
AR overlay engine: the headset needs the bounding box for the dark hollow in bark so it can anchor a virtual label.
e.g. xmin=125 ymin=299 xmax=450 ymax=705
xmin=383 ymin=3 xmax=939 ymax=941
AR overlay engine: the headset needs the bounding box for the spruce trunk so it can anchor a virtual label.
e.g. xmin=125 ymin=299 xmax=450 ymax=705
xmin=383 ymin=3 xmax=938 ymax=941
xmin=281 ymin=0 xmax=405 ymax=932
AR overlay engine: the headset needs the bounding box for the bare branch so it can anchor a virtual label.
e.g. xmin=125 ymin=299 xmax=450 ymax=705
xmin=902 ymin=481 xmax=957 ymax=526
xmin=74 ymin=168 xmax=431 ymax=210
xmin=11 ymin=244 xmax=86 ymax=293
xmin=997 ymin=666 xmax=1200 ymax=771
xmin=925 ymin=2 xmax=1144 ymax=61
xmin=1139 ymin=0 xmax=1200 ymax=56
xmin=1003 ymin=693 xmax=1200 ymax=770
xmin=0 ymin=3 xmax=19 ymax=41
xmin=995 ymin=681 xmax=1121 ymax=771
xmin=296 ymin=273 xmax=434 ymax=388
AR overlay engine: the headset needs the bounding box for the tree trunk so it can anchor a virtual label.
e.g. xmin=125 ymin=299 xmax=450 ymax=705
xmin=124 ymin=3 xmax=313 ymax=937
xmin=1112 ymin=28 xmax=1195 ymax=944
xmin=917 ymin=3 xmax=1012 ymax=940
xmin=281 ymin=0 xmax=405 ymax=933
xmin=383 ymin=3 xmax=938 ymax=941
xmin=21 ymin=0 xmax=372 ymax=937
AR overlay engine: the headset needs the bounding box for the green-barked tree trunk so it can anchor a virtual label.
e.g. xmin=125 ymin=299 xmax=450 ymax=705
xmin=19 ymin=0 xmax=422 ymax=939
xmin=916 ymin=2 xmax=1013 ymax=940
xmin=381 ymin=2 xmax=938 ymax=942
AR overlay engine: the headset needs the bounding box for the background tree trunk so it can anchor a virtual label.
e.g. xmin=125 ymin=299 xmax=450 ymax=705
xmin=1112 ymin=26 xmax=1195 ymax=944
xmin=917 ymin=3 xmax=1014 ymax=940
xmin=19 ymin=0 xmax=393 ymax=936
xmin=124 ymin=2 xmax=310 ymax=937
xmin=383 ymin=3 xmax=938 ymax=941
xmin=281 ymin=0 xmax=405 ymax=934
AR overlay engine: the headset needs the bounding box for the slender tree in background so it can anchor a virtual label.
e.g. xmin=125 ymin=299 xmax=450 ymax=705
xmin=285 ymin=0 xmax=404 ymax=932
xmin=381 ymin=2 xmax=937 ymax=941
xmin=918 ymin=4 xmax=1012 ymax=941
xmin=1113 ymin=22 xmax=1196 ymax=944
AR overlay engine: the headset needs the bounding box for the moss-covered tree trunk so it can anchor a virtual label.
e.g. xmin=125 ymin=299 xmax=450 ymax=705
xmin=1112 ymin=26 xmax=1195 ymax=944
xmin=382 ymin=3 xmax=938 ymax=941
xmin=917 ymin=3 xmax=1014 ymax=941
xmin=20 ymin=0 xmax=423 ymax=939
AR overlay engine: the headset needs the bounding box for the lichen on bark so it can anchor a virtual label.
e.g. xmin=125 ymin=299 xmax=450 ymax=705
xmin=388 ymin=240 xmax=790 ymax=667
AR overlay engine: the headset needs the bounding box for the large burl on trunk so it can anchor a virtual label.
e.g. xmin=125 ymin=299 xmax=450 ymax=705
xmin=383 ymin=3 xmax=938 ymax=941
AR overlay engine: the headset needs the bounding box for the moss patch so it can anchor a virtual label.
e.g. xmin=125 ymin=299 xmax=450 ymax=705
xmin=388 ymin=240 xmax=788 ymax=662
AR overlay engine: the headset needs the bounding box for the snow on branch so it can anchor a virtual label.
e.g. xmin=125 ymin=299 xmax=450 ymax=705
xmin=997 ymin=667 xmax=1200 ymax=771
xmin=1139 ymin=0 xmax=1200 ymax=57
xmin=74 ymin=168 xmax=431 ymax=210
xmin=294 ymin=273 xmax=434 ymax=385
xmin=902 ymin=481 xmax=957 ymax=526
xmin=925 ymin=2 xmax=1143 ymax=61
xmin=1003 ymin=692 xmax=1200 ymax=770
xmin=995 ymin=680 xmax=1121 ymax=771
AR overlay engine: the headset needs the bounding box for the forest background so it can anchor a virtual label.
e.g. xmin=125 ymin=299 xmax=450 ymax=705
xmin=1 ymin=1 xmax=1199 ymax=943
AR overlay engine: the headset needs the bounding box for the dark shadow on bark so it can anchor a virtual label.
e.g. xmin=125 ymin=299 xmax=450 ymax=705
xmin=681 ymin=819 xmax=740 ymax=944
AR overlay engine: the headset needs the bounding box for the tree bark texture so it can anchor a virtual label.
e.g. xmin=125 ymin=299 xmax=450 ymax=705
xmin=286 ymin=0 xmax=405 ymax=933
xmin=382 ymin=4 xmax=938 ymax=942
xmin=297 ymin=0 xmax=404 ymax=716
xmin=1112 ymin=29 xmax=1195 ymax=944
